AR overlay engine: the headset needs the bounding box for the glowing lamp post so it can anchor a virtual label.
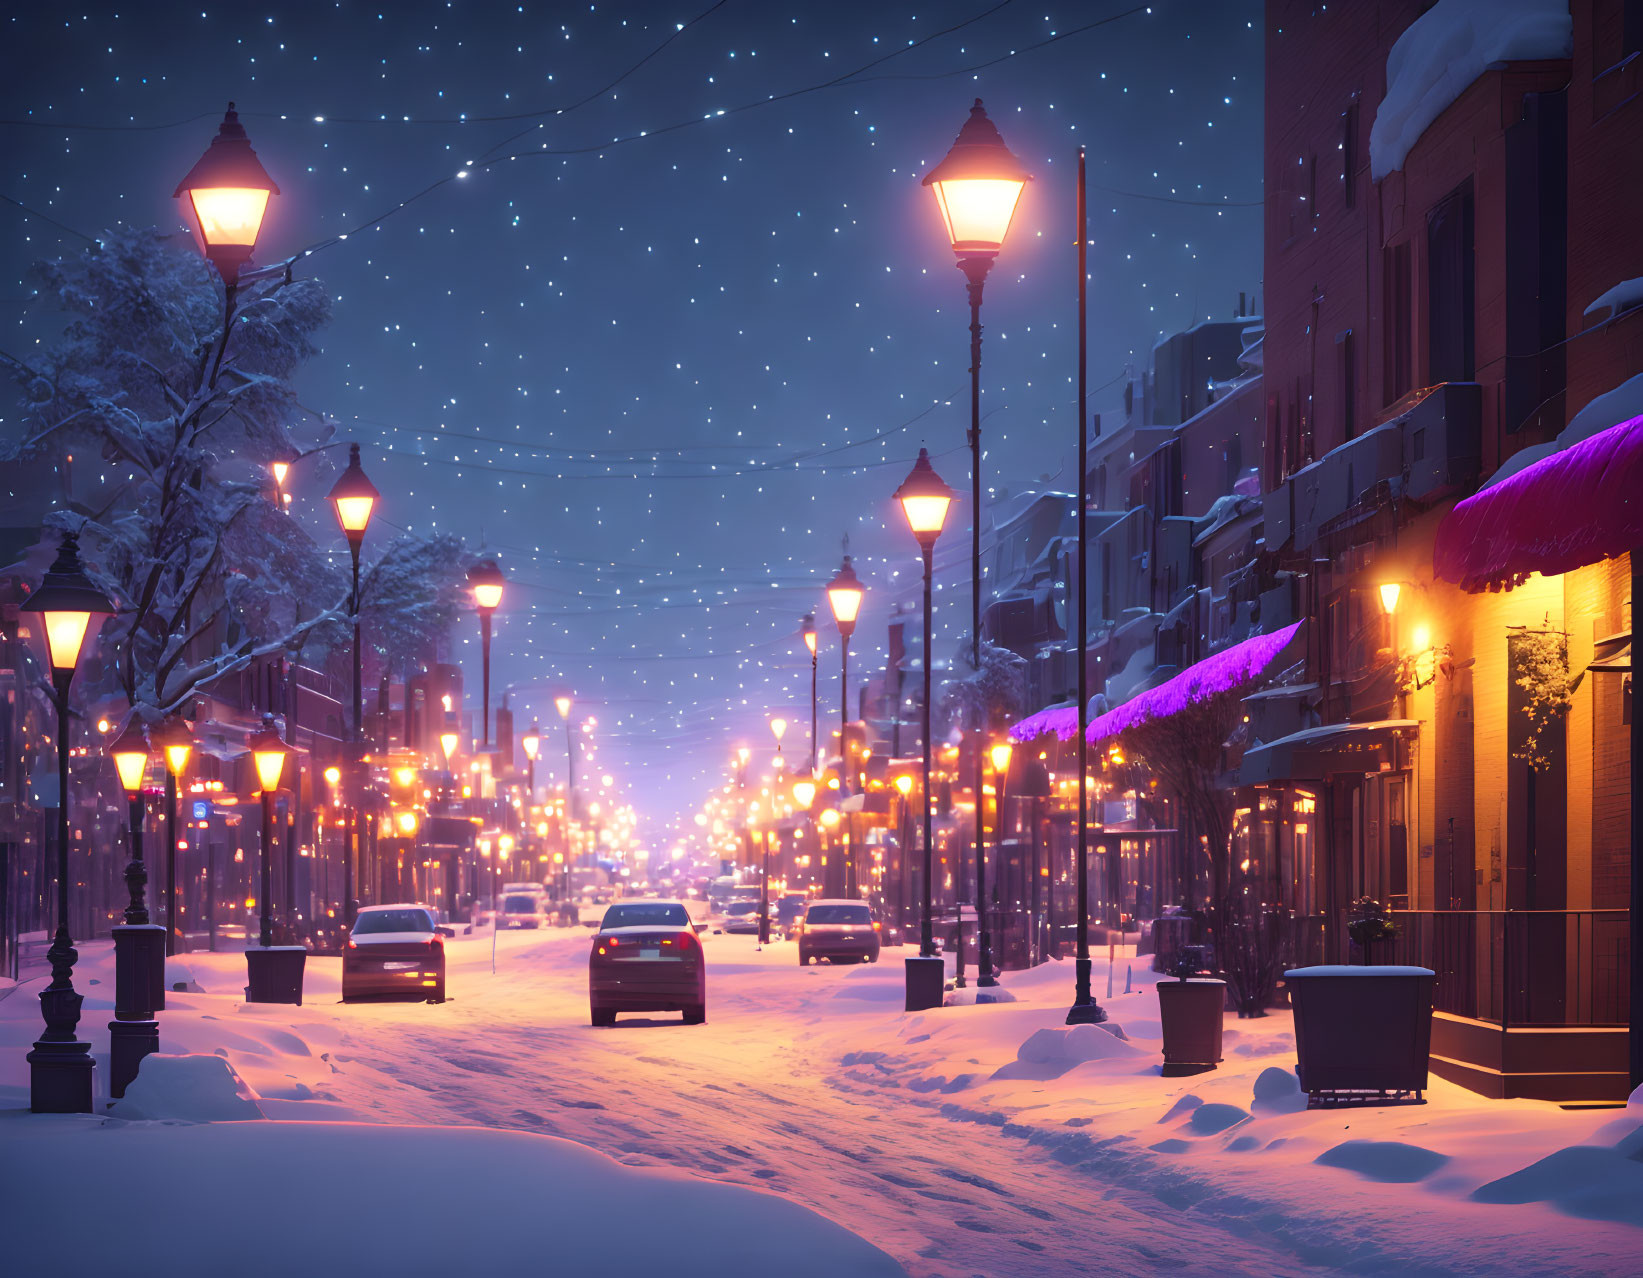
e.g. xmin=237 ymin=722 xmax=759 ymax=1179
xmin=246 ymin=714 xmax=305 ymax=1003
xmin=467 ymin=559 xmax=506 ymax=747
xmin=108 ymin=717 xmax=164 ymax=1096
xmin=895 ymin=449 xmax=956 ymax=1010
xmin=328 ymin=443 xmax=378 ymax=744
xmin=923 ymin=100 xmax=1026 ymax=1003
xmin=156 ymin=715 xmax=193 ymax=962
xmin=21 ymin=530 xmax=114 ymax=1112
xmin=978 ymin=741 xmax=1013 ymax=989
xmin=174 ymin=102 xmax=279 ymax=288
xmin=826 ymin=556 xmax=865 ymax=790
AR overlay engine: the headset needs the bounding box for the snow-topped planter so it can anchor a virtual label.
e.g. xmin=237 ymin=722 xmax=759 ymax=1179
xmin=1157 ymin=978 xmax=1226 ymax=1077
xmin=1286 ymin=965 xmax=1435 ymax=1104
xmin=245 ymin=945 xmax=307 ymax=1005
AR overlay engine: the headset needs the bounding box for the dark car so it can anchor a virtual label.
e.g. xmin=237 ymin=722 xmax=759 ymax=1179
xmin=342 ymin=904 xmax=450 ymax=1002
xmin=775 ymin=894 xmax=808 ymax=937
xmin=797 ymin=899 xmax=881 ymax=966
xmin=589 ymin=899 xmax=705 ymax=1026
xmin=720 ymin=899 xmax=763 ymax=935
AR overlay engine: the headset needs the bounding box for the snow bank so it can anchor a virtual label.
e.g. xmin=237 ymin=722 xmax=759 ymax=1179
xmin=2 ymin=1120 xmax=905 ymax=1278
xmin=109 ymin=1052 xmax=264 ymax=1122
xmin=1316 ymin=1139 xmax=1451 ymax=1183
xmin=1472 ymin=1143 xmax=1643 ymax=1227
xmin=1370 ymin=0 xmax=1572 ymax=179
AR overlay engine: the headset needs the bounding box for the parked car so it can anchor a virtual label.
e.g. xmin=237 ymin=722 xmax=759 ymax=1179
xmin=776 ymin=894 xmax=808 ymax=938
xmin=499 ymin=891 xmax=549 ymax=929
xmin=797 ymin=899 xmax=881 ymax=966
xmin=589 ymin=899 xmax=705 ymax=1026
xmin=720 ymin=899 xmax=763 ymax=935
xmin=342 ymin=904 xmax=452 ymax=1002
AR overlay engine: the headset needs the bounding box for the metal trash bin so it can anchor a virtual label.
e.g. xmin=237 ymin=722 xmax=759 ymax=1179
xmin=1286 ymin=965 xmax=1434 ymax=1104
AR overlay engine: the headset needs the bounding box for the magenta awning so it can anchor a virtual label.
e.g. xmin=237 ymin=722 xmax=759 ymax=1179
xmin=1009 ymin=621 xmax=1303 ymax=745
xmin=1434 ymin=413 xmax=1643 ymax=594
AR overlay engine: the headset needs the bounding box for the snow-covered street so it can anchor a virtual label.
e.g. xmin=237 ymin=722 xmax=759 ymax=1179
xmin=5 ymin=926 xmax=1640 ymax=1277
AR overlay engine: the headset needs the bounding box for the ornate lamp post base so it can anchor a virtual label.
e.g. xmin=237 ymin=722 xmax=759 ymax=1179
xmin=1065 ymin=956 xmax=1109 ymax=1024
xmin=108 ymin=1018 xmax=161 ymax=1100
xmin=29 ymin=982 xmax=94 ymax=1114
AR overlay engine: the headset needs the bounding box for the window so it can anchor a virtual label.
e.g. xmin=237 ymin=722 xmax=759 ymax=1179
xmin=1384 ymin=241 xmax=1413 ymax=403
xmin=1427 ymin=180 xmax=1476 ymax=384
xmin=805 ymin=904 xmax=872 ymax=925
xmin=1341 ymin=102 xmax=1360 ymax=210
xmin=1337 ymin=330 xmax=1356 ymax=440
xmin=602 ymin=902 xmax=689 ymax=928
xmin=353 ymin=909 xmax=433 ymax=935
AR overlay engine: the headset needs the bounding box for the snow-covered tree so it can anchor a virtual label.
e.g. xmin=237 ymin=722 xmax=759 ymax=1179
xmin=2 ymin=228 xmax=463 ymax=720
xmin=938 ymin=634 xmax=1027 ymax=737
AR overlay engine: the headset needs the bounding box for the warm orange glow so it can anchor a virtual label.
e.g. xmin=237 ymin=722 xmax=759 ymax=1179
xmin=164 ymin=742 xmax=192 ymax=778
xmin=440 ymin=731 xmax=460 ymax=761
xmin=894 ymin=774 xmax=914 ymax=797
xmin=989 ymin=742 xmax=1013 ymax=774
xmin=188 ymin=187 xmax=271 ymax=250
xmin=899 ymin=494 xmax=953 ymax=537
xmin=395 ymin=767 xmax=416 ymax=786
xmin=1379 ymin=582 xmax=1402 ymax=615
xmin=827 ymin=583 xmax=862 ymax=625
xmin=397 ymin=811 xmax=418 ymax=835
xmin=472 ymin=582 xmax=503 ymax=610
xmin=253 ymin=747 xmax=287 ymax=793
xmin=333 ymin=494 xmax=375 ymax=534
xmin=555 ymin=696 xmax=573 ymax=719
xmin=324 ymin=766 xmax=341 ymax=785
xmin=819 ymin=808 xmax=840 ymax=828
xmin=803 ymin=630 xmax=817 ymax=654
xmin=521 ymin=728 xmax=540 ymax=760
xmin=930 ymin=177 xmax=1026 ymax=255
xmin=791 ymin=779 xmax=817 ymax=808
xmin=41 ymin=611 xmax=94 ymax=673
xmin=271 ymin=460 xmax=289 ymax=486
xmin=770 ymin=717 xmax=788 ymax=742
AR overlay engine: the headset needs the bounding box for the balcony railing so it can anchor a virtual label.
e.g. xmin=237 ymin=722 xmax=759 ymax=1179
xmin=1386 ymin=909 xmax=1629 ymax=1028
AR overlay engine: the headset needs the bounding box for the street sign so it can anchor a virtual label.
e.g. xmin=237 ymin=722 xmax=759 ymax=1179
xmin=191 ymin=800 xmax=211 ymax=821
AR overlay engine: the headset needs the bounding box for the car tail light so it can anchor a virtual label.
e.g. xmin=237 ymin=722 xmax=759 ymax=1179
xmin=346 ymin=939 xmax=357 ymax=949
xmin=873 ymin=921 xmax=882 ymax=931
xmin=674 ymin=930 xmax=696 ymax=949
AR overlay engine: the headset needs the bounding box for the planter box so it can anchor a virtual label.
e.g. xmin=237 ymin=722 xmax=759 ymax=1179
xmin=1158 ymin=978 xmax=1225 ymax=1076
xmin=245 ymin=946 xmax=307 ymax=1005
xmin=1286 ymin=965 xmax=1434 ymax=1102
xmin=905 ymin=956 xmax=944 ymax=1012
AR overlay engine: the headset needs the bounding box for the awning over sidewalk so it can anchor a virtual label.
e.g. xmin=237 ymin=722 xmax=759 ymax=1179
xmin=1238 ymin=719 xmax=1418 ymax=785
xmin=1009 ymin=621 xmax=1303 ymax=745
xmin=1433 ymin=413 xmax=1643 ymax=593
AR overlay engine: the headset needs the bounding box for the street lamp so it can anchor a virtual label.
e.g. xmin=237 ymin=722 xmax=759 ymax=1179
xmin=467 ymin=559 xmax=505 ymax=747
xmin=801 ymin=613 xmax=818 ymax=775
xmin=328 ymin=442 xmax=379 ymax=745
xmin=152 ymin=715 xmax=194 ymax=960
xmin=250 ymin=715 xmax=293 ymax=948
xmin=555 ymin=695 xmax=576 ymax=817
xmin=923 ymin=100 xmax=1026 ymax=1002
xmin=895 ymin=448 xmax=955 ymax=1010
xmin=21 ymin=529 xmax=114 ymax=1112
xmin=826 ymin=556 xmax=864 ymax=786
xmin=174 ymin=102 xmax=279 ymax=288
xmin=521 ymin=721 xmax=541 ymax=801
xmin=761 ymin=718 xmax=789 ymax=946
xmin=109 ymin=717 xmax=165 ymax=1095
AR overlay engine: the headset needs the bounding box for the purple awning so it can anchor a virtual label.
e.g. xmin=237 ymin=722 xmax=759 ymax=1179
xmin=1009 ymin=621 xmax=1303 ymax=745
xmin=1434 ymin=413 xmax=1643 ymax=593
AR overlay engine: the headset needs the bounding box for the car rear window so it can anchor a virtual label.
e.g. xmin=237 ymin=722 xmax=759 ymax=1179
xmin=353 ymin=909 xmax=432 ymax=934
xmin=602 ymin=902 xmax=689 ymax=928
xmin=806 ymin=904 xmax=871 ymax=925
xmin=725 ymin=900 xmax=760 ymax=916
xmin=504 ymin=895 xmax=539 ymax=912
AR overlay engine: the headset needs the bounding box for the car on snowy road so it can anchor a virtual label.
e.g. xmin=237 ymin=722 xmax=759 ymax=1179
xmin=796 ymin=899 xmax=880 ymax=966
xmin=720 ymin=899 xmax=763 ymax=934
xmin=589 ymin=899 xmax=706 ymax=1026
xmin=342 ymin=904 xmax=452 ymax=1002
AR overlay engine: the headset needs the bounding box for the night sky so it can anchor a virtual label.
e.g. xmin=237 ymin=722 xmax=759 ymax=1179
xmin=1 ymin=0 xmax=1262 ymax=845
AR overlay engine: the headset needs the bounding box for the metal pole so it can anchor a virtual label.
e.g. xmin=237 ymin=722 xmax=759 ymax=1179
xmin=979 ymin=764 xmax=1002 ymax=987
xmin=810 ymin=649 xmax=819 ymax=776
xmin=840 ymin=634 xmax=850 ymax=783
xmin=165 ymin=769 xmax=178 ymax=957
xmin=1069 ymin=145 xmax=1106 ymax=1023
xmin=962 ymin=252 xmax=990 ymax=996
xmin=259 ymin=789 xmax=274 ymax=949
xmin=759 ymin=831 xmax=770 ymax=947
xmin=350 ymin=543 xmax=363 ymax=742
xmin=921 ymin=543 xmax=937 ymax=957
xmin=480 ymin=610 xmax=493 ymax=747
xmin=124 ymin=795 xmax=148 ymax=926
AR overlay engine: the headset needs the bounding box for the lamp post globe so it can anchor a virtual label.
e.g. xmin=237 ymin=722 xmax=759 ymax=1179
xmin=466 ymin=559 xmax=505 ymax=748
xmin=328 ymin=442 xmax=378 ymax=746
xmin=521 ymin=721 xmax=541 ymax=802
xmin=174 ymin=102 xmax=279 ymax=285
xmin=21 ymin=529 xmax=116 ymax=1112
xmin=108 ymin=714 xmax=163 ymax=1097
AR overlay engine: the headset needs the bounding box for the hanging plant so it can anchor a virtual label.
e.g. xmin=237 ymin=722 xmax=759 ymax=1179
xmin=1509 ymin=616 xmax=1582 ymax=771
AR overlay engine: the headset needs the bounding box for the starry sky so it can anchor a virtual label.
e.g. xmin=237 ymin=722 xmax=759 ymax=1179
xmin=1 ymin=0 xmax=1263 ymax=846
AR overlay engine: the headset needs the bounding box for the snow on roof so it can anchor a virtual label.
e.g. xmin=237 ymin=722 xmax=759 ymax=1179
xmin=1583 ymin=276 xmax=1643 ymax=323
xmin=1369 ymin=0 xmax=1572 ymax=180
xmin=1481 ymin=370 xmax=1643 ymax=489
